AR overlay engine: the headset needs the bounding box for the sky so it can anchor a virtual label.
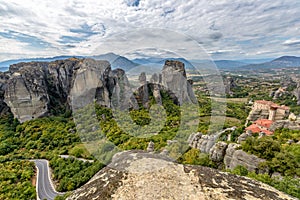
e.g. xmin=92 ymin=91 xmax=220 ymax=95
xmin=0 ymin=0 xmax=300 ymax=62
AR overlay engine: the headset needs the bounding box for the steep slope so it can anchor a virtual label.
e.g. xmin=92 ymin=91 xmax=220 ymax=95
xmin=2 ymin=58 xmax=128 ymax=122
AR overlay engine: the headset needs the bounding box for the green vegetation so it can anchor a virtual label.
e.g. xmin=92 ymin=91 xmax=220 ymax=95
xmin=50 ymin=157 xmax=104 ymax=191
xmin=178 ymin=148 xmax=217 ymax=168
xmin=94 ymin=89 xmax=181 ymax=151
xmin=230 ymin=165 xmax=300 ymax=199
xmin=0 ymin=113 xmax=103 ymax=196
xmin=241 ymin=129 xmax=300 ymax=177
xmin=1 ymin=72 xmax=299 ymax=198
xmin=0 ymin=160 xmax=36 ymax=200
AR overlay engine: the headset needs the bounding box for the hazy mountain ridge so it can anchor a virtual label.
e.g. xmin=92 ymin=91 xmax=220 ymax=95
xmin=1 ymin=55 xmax=300 ymax=73
xmin=241 ymin=56 xmax=300 ymax=70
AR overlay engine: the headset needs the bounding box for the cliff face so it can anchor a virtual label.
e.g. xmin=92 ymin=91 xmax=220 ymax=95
xmin=294 ymin=82 xmax=300 ymax=106
xmin=67 ymin=151 xmax=295 ymax=200
xmin=1 ymin=58 xmax=126 ymax=122
xmin=188 ymin=132 xmax=267 ymax=173
xmin=5 ymin=63 xmax=50 ymax=122
xmin=0 ymin=59 xmax=195 ymax=122
xmin=161 ymin=60 xmax=196 ymax=104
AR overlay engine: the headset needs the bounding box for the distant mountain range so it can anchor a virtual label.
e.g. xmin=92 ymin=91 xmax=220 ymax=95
xmin=91 ymin=53 xmax=138 ymax=71
xmin=0 ymin=54 xmax=299 ymax=72
xmin=240 ymin=56 xmax=300 ymax=70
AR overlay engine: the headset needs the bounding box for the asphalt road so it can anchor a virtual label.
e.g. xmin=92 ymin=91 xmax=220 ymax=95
xmin=33 ymin=159 xmax=64 ymax=200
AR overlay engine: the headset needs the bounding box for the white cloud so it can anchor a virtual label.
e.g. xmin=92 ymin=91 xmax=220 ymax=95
xmin=0 ymin=0 xmax=300 ymax=61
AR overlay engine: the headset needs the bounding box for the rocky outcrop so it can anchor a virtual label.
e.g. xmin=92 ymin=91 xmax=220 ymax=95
xmin=209 ymin=141 xmax=228 ymax=163
xmin=294 ymin=82 xmax=300 ymax=105
xmin=224 ymin=144 xmax=267 ymax=173
xmin=188 ymin=132 xmax=217 ymax=154
xmin=0 ymin=72 xmax=10 ymax=114
xmin=224 ymin=77 xmax=237 ymax=95
xmin=5 ymin=63 xmax=50 ymax=122
xmin=2 ymin=58 xmax=126 ymax=122
xmin=237 ymin=130 xmax=252 ymax=143
xmin=67 ymin=151 xmax=295 ymax=200
xmin=270 ymin=87 xmax=287 ymax=100
xmin=270 ymin=119 xmax=300 ymax=131
xmin=1 ymin=59 xmax=196 ymax=122
xmin=70 ymin=59 xmax=111 ymax=110
xmin=188 ymin=127 xmax=236 ymax=154
xmin=161 ymin=60 xmax=196 ymax=104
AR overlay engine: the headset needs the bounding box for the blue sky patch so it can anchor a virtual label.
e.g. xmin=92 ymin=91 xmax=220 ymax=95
xmin=0 ymin=30 xmax=51 ymax=49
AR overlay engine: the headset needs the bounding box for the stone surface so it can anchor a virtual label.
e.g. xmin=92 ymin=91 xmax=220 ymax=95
xmin=270 ymin=120 xmax=300 ymax=131
xmin=147 ymin=141 xmax=154 ymax=152
xmin=4 ymin=63 xmax=50 ymax=122
xmin=237 ymin=131 xmax=252 ymax=143
xmin=161 ymin=60 xmax=196 ymax=104
xmin=209 ymin=142 xmax=228 ymax=162
xmin=2 ymin=58 xmax=132 ymax=122
xmin=67 ymin=151 xmax=295 ymax=200
xmin=294 ymin=82 xmax=300 ymax=105
xmin=0 ymin=72 xmax=10 ymax=114
xmin=224 ymin=144 xmax=267 ymax=173
xmin=224 ymin=77 xmax=237 ymax=95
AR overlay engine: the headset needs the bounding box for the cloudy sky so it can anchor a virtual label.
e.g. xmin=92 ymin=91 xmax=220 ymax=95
xmin=0 ymin=0 xmax=300 ymax=61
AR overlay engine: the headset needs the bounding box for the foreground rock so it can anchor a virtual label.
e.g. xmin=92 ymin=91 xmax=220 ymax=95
xmin=67 ymin=151 xmax=295 ymax=200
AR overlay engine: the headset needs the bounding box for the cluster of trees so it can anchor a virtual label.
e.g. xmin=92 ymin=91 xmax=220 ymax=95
xmin=50 ymin=157 xmax=104 ymax=191
xmin=0 ymin=113 xmax=98 ymax=198
xmin=93 ymin=89 xmax=181 ymax=151
xmin=0 ymin=160 xmax=36 ymax=200
xmin=241 ymin=129 xmax=300 ymax=177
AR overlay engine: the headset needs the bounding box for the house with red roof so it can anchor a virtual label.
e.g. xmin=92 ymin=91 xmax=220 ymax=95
xmin=245 ymin=100 xmax=290 ymax=136
xmin=245 ymin=119 xmax=274 ymax=135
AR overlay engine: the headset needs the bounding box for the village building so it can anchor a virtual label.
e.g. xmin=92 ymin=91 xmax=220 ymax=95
xmin=245 ymin=119 xmax=274 ymax=135
xmin=245 ymin=100 xmax=290 ymax=135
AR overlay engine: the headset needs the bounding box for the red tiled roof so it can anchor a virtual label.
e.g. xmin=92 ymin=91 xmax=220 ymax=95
xmin=245 ymin=124 xmax=261 ymax=133
xmin=255 ymin=119 xmax=273 ymax=129
xmin=261 ymin=129 xmax=274 ymax=135
xmin=245 ymin=119 xmax=275 ymax=135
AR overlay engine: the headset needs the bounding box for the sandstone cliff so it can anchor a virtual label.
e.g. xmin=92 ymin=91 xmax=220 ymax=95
xmin=67 ymin=151 xmax=295 ymax=200
xmin=188 ymin=131 xmax=267 ymax=173
xmin=2 ymin=58 xmax=126 ymax=122
xmin=294 ymin=82 xmax=300 ymax=106
xmin=0 ymin=59 xmax=196 ymax=122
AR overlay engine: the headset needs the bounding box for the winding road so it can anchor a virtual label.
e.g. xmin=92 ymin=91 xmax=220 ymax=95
xmin=32 ymin=159 xmax=65 ymax=200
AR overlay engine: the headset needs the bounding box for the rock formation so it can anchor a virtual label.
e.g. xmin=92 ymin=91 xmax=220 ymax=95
xmin=0 ymin=72 xmax=10 ymax=114
xmin=270 ymin=120 xmax=300 ymax=131
xmin=67 ymin=151 xmax=295 ymax=200
xmin=0 ymin=59 xmax=196 ymax=122
xmin=209 ymin=141 xmax=228 ymax=163
xmin=5 ymin=63 xmax=50 ymax=122
xmin=1 ymin=58 xmax=129 ymax=122
xmin=161 ymin=60 xmax=196 ymax=104
xmin=188 ymin=132 xmax=217 ymax=154
xmin=188 ymin=131 xmax=268 ymax=173
xmin=223 ymin=143 xmax=267 ymax=174
xmin=224 ymin=77 xmax=237 ymax=95
xmin=237 ymin=130 xmax=252 ymax=143
xmin=294 ymin=82 xmax=300 ymax=105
